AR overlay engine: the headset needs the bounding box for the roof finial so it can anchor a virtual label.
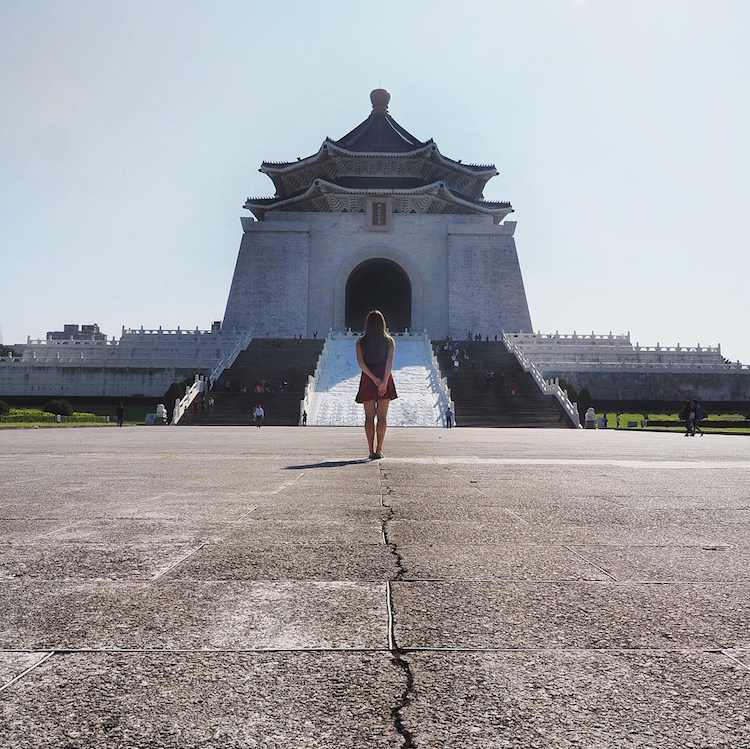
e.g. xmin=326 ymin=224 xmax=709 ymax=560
xmin=370 ymin=88 xmax=390 ymax=115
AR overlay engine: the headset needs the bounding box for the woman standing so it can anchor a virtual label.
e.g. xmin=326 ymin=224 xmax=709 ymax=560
xmin=355 ymin=310 xmax=398 ymax=459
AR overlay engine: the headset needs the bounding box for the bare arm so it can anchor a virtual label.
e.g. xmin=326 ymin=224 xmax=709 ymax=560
xmin=356 ymin=341 xmax=382 ymax=386
xmin=377 ymin=341 xmax=395 ymax=397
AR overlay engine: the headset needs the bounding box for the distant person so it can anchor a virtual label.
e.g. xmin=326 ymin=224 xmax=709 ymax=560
xmin=445 ymin=407 xmax=453 ymax=429
xmin=599 ymin=413 xmax=608 ymax=429
xmin=313 ymin=331 xmax=318 ymax=339
xmin=510 ymin=379 xmax=517 ymax=396
xmin=494 ymin=334 xmax=498 ymax=342
xmin=615 ymin=413 xmax=621 ymax=429
xmin=115 ymin=403 xmax=125 ymax=428
xmin=208 ymin=396 xmax=215 ymax=414
xmin=692 ymin=399 xmax=705 ymax=436
xmin=302 ymin=410 xmax=307 ymax=426
xmin=355 ymin=309 xmax=397 ymax=460
xmin=679 ymin=400 xmax=695 ymax=436
xmin=255 ymin=405 xmax=264 ymax=427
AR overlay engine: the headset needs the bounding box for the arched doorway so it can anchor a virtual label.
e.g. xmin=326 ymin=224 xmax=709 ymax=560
xmin=345 ymin=258 xmax=412 ymax=331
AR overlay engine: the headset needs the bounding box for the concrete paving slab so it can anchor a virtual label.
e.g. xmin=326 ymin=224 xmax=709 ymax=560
xmin=0 ymin=581 xmax=387 ymax=649
xmin=572 ymin=544 xmax=750 ymax=582
xmin=250 ymin=500 xmax=383 ymax=522
xmin=0 ymin=542 xmax=195 ymax=581
xmin=0 ymin=519 xmax=72 ymax=542
xmin=44 ymin=518 xmax=232 ymax=544
xmin=388 ymin=520 xmax=545 ymax=545
xmin=393 ymin=581 xmax=750 ymax=649
xmin=223 ymin=520 xmax=382 ymax=545
xmin=404 ymin=650 xmax=750 ymax=748
xmin=167 ymin=543 xmax=396 ymax=581
xmin=0 ymin=652 xmax=47 ymax=688
xmin=397 ymin=544 xmax=608 ymax=581
xmin=0 ymin=652 xmax=403 ymax=749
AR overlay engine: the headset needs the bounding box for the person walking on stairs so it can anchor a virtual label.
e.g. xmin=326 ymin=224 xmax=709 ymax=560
xmin=355 ymin=309 xmax=398 ymax=460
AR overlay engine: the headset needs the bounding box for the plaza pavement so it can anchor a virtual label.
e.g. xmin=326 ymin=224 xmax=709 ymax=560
xmin=0 ymin=426 xmax=749 ymax=748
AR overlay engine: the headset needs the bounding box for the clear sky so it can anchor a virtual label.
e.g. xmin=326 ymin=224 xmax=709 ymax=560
xmin=1 ymin=0 xmax=748 ymax=361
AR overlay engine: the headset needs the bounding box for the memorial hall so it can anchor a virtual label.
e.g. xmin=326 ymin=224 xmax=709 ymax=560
xmin=223 ymin=88 xmax=532 ymax=339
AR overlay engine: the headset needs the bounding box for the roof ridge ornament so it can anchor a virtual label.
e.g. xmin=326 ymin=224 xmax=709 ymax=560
xmin=370 ymin=88 xmax=390 ymax=115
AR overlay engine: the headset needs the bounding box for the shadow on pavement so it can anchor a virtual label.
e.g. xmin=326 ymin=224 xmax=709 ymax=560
xmin=284 ymin=459 xmax=373 ymax=469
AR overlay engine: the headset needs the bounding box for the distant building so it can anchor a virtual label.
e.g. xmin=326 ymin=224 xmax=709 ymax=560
xmin=46 ymin=323 xmax=107 ymax=342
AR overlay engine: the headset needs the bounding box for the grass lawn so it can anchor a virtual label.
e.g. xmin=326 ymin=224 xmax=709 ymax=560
xmin=596 ymin=412 xmax=750 ymax=433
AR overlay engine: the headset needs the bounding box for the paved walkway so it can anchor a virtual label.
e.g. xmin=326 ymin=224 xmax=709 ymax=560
xmin=1 ymin=427 xmax=749 ymax=748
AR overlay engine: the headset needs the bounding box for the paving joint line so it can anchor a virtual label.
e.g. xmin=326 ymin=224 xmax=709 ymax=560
xmin=719 ymin=650 xmax=750 ymax=670
xmin=151 ymin=543 xmax=206 ymax=580
xmin=0 ymin=651 xmax=54 ymax=693
xmin=563 ymin=545 xmax=619 ymax=581
xmin=0 ymin=646 xmax=744 ymax=654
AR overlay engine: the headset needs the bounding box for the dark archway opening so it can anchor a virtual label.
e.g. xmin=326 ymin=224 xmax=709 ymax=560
xmin=345 ymin=258 xmax=412 ymax=332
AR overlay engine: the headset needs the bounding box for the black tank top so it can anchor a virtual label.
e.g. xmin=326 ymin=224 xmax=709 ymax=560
xmin=360 ymin=336 xmax=391 ymax=366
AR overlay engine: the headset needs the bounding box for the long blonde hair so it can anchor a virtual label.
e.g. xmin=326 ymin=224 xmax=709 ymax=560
xmin=359 ymin=310 xmax=394 ymax=362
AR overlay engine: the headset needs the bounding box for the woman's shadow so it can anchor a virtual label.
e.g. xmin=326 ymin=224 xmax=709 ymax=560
xmin=284 ymin=458 xmax=373 ymax=470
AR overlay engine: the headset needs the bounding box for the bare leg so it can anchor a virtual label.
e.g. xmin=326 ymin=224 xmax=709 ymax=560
xmin=375 ymin=399 xmax=390 ymax=455
xmin=363 ymin=401 xmax=376 ymax=456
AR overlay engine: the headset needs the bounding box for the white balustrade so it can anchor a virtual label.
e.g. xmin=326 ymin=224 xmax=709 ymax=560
xmin=503 ymin=333 xmax=582 ymax=428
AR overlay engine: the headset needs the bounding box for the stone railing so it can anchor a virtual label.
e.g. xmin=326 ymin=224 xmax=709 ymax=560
xmin=503 ymin=333 xmax=581 ymax=428
xmin=122 ymin=327 xmax=217 ymax=337
xmin=0 ymin=356 xmax=24 ymax=364
xmin=539 ymin=361 xmax=750 ymax=374
xmin=507 ymin=331 xmax=632 ymax=344
xmin=209 ymin=332 xmax=253 ymax=387
xmin=172 ymin=374 xmax=208 ymax=425
xmin=426 ymin=336 xmax=456 ymax=426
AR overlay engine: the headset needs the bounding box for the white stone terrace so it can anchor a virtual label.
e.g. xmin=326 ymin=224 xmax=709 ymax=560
xmin=509 ymin=332 xmax=737 ymax=370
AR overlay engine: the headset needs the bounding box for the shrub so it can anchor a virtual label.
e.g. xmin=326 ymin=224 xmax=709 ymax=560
xmin=577 ymin=387 xmax=593 ymax=416
xmin=0 ymin=399 xmax=9 ymax=416
xmin=164 ymin=382 xmax=186 ymax=406
xmin=43 ymin=399 xmax=74 ymax=417
xmin=558 ymin=378 xmax=578 ymax=404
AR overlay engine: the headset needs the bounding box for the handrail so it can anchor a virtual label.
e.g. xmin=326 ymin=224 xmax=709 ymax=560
xmin=503 ymin=333 xmax=581 ymax=428
xmin=209 ymin=332 xmax=253 ymax=387
xmin=300 ymin=333 xmax=332 ymax=424
xmin=426 ymin=336 xmax=456 ymax=426
xmin=172 ymin=374 xmax=207 ymax=425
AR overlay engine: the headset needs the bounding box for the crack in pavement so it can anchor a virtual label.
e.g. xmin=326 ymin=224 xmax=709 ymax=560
xmin=381 ymin=468 xmax=417 ymax=748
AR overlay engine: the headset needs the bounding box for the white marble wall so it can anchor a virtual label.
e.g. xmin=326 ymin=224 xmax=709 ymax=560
xmin=222 ymin=212 xmax=532 ymax=339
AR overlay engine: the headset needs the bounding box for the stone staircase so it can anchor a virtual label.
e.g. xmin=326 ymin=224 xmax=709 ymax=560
xmin=183 ymin=339 xmax=324 ymax=426
xmin=435 ymin=340 xmax=573 ymax=428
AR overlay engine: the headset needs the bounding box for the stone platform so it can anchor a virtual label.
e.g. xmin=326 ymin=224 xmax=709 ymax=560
xmin=1 ymin=427 xmax=749 ymax=748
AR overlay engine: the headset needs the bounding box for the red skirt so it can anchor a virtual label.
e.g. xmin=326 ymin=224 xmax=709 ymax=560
xmin=355 ymin=363 xmax=398 ymax=403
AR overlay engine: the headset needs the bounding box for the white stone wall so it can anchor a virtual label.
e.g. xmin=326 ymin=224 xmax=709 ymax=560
xmin=0 ymin=362 xmax=207 ymax=397
xmin=447 ymin=222 xmax=533 ymax=338
xmin=222 ymin=221 xmax=310 ymax=337
xmin=222 ymin=212 xmax=532 ymax=340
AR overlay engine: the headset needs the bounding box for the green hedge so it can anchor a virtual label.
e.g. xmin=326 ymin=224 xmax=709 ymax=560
xmin=43 ymin=399 xmax=74 ymax=416
xmin=0 ymin=413 xmax=107 ymax=424
xmin=0 ymin=399 xmax=9 ymax=416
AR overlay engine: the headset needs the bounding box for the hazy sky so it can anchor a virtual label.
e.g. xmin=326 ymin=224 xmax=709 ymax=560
xmin=1 ymin=0 xmax=748 ymax=361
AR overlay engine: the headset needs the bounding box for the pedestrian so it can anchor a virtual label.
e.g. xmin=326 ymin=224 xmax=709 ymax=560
xmin=115 ymin=402 xmax=125 ymax=427
xmin=255 ymin=405 xmax=264 ymax=427
xmin=510 ymin=379 xmax=517 ymax=396
xmin=693 ymin=399 xmax=705 ymax=436
xmin=313 ymin=330 xmax=318 ymax=339
xmin=208 ymin=396 xmax=215 ymax=414
xmin=615 ymin=413 xmax=621 ymax=428
xmin=679 ymin=400 xmax=695 ymax=436
xmin=445 ymin=407 xmax=453 ymax=429
xmin=302 ymin=410 xmax=307 ymax=426
xmin=355 ymin=309 xmax=398 ymax=460
xmin=494 ymin=334 xmax=498 ymax=342
xmin=600 ymin=413 xmax=608 ymax=429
